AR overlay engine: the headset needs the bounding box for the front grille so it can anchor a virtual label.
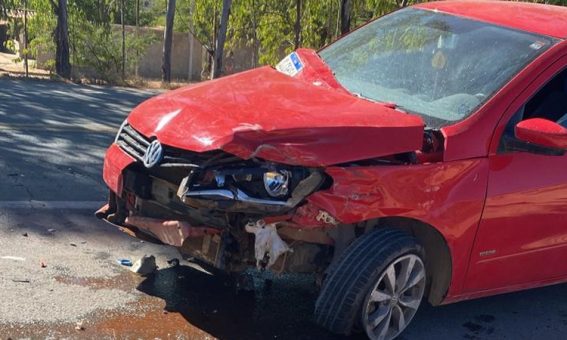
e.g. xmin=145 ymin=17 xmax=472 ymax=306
xmin=116 ymin=124 xmax=150 ymax=162
xmin=116 ymin=123 xmax=236 ymax=168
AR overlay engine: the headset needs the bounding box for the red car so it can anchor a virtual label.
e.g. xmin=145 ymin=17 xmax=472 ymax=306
xmin=97 ymin=1 xmax=567 ymax=339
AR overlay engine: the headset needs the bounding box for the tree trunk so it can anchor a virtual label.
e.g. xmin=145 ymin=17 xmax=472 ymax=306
xmin=52 ymin=0 xmax=71 ymax=79
xmin=340 ymin=0 xmax=351 ymax=35
xmin=135 ymin=0 xmax=140 ymax=78
xmin=162 ymin=0 xmax=176 ymax=83
xmin=212 ymin=0 xmax=231 ymax=79
xmin=294 ymin=0 xmax=301 ymax=49
xmin=251 ymin=0 xmax=259 ymax=67
xmin=121 ymin=0 xmax=125 ymax=80
xmin=23 ymin=0 xmax=28 ymax=77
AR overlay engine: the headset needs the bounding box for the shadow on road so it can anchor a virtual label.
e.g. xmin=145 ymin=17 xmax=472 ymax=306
xmin=137 ymin=265 xmax=349 ymax=340
xmin=137 ymin=264 xmax=567 ymax=340
xmin=0 ymin=78 xmax=157 ymax=201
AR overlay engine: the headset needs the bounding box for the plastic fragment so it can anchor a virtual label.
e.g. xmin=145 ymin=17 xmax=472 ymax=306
xmin=245 ymin=220 xmax=291 ymax=268
xmin=117 ymin=258 xmax=133 ymax=267
xmin=167 ymin=258 xmax=180 ymax=268
xmin=130 ymin=255 xmax=157 ymax=275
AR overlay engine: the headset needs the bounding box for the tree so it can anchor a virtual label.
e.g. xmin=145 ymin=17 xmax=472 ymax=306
xmin=162 ymin=0 xmax=176 ymax=82
xmin=340 ymin=0 xmax=351 ymax=34
xmin=294 ymin=0 xmax=301 ymax=49
xmin=49 ymin=0 xmax=71 ymax=78
xmin=212 ymin=0 xmax=231 ymax=79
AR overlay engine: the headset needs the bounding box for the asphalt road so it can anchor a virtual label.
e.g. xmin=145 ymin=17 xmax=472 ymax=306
xmin=0 ymin=76 xmax=566 ymax=339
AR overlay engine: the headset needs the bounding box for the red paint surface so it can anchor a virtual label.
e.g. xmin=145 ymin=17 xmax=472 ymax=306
xmin=292 ymin=48 xmax=350 ymax=93
xmin=102 ymin=3 xmax=567 ymax=306
xmin=127 ymin=66 xmax=424 ymax=167
xmin=416 ymin=1 xmax=567 ymax=39
xmin=515 ymin=118 xmax=567 ymax=149
xmin=103 ymin=143 xmax=135 ymax=195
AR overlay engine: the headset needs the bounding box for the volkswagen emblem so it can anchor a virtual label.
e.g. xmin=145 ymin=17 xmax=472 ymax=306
xmin=143 ymin=140 xmax=164 ymax=168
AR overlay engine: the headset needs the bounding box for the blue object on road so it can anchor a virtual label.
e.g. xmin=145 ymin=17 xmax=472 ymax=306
xmin=117 ymin=259 xmax=133 ymax=267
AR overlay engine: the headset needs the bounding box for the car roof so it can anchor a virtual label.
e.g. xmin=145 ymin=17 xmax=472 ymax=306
xmin=414 ymin=1 xmax=567 ymax=39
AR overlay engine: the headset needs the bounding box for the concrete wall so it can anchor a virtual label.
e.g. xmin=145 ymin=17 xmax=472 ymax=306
xmin=135 ymin=26 xmax=204 ymax=81
xmin=36 ymin=25 xmax=205 ymax=81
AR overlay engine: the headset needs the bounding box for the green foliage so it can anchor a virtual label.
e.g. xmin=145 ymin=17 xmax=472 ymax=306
xmin=3 ymin=38 xmax=16 ymax=52
xmin=24 ymin=0 xmax=155 ymax=82
xmin=3 ymin=0 xmax=567 ymax=81
xmin=69 ymin=6 xmax=156 ymax=83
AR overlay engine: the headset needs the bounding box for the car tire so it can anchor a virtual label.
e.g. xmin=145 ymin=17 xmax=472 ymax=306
xmin=314 ymin=228 xmax=426 ymax=340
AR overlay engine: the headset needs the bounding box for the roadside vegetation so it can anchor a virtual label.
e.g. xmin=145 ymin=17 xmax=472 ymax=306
xmin=0 ymin=0 xmax=566 ymax=85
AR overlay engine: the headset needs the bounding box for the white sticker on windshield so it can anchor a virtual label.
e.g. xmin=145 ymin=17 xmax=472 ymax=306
xmin=530 ymin=41 xmax=545 ymax=50
xmin=276 ymin=52 xmax=303 ymax=77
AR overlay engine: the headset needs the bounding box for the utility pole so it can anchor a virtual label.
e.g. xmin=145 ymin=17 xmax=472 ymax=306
xmin=294 ymin=0 xmax=301 ymax=49
xmin=23 ymin=0 xmax=28 ymax=77
xmin=188 ymin=0 xmax=194 ymax=81
xmin=162 ymin=0 xmax=176 ymax=83
xmin=212 ymin=0 xmax=231 ymax=79
xmin=135 ymin=0 xmax=139 ymax=78
xmin=340 ymin=0 xmax=352 ymax=35
xmin=121 ymin=0 xmax=126 ymax=81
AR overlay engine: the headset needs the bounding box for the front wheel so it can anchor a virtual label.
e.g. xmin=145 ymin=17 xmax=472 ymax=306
xmin=314 ymin=228 xmax=426 ymax=340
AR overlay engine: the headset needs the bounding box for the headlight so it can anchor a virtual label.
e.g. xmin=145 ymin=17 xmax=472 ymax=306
xmin=263 ymin=170 xmax=291 ymax=197
xmin=179 ymin=165 xmax=325 ymax=212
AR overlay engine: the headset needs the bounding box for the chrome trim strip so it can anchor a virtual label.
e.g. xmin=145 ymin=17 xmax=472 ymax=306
xmin=184 ymin=189 xmax=290 ymax=207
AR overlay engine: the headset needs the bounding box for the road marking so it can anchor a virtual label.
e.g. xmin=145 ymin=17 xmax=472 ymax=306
xmin=0 ymin=201 xmax=105 ymax=209
xmin=1 ymin=256 xmax=26 ymax=261
xmin=0 ymin=122 xmax=118 ymax=133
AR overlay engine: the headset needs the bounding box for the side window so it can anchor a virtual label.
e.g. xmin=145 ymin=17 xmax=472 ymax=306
xmin=500 ymin=68 xmax=567 ymax=154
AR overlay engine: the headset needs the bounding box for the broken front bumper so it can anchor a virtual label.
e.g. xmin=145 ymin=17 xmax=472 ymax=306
xmin=99 ymin=141 xmax=335 ymax=273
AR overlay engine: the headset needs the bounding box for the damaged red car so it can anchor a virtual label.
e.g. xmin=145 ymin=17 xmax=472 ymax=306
xmin=97 ymin=1 xmax=567 ymax=339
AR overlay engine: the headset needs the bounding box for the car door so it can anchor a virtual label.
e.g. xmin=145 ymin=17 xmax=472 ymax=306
xmin=465 ymin=58 xmax=567 ymax=292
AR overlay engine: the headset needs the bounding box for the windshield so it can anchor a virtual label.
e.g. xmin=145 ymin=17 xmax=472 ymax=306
xmin=319 ymin=8 xmax=556 ymax=128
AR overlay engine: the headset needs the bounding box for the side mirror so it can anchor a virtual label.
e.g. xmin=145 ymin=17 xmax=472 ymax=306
xmin=515 ymin=118 xmax=567 ymax=149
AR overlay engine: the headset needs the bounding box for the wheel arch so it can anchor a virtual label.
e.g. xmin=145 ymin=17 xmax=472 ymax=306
xmin=372 ymin=216 xmax=452 ymax=305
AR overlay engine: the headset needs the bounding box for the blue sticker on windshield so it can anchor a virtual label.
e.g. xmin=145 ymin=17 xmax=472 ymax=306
xmin=290 ymin=53 xmax=303 ymax=71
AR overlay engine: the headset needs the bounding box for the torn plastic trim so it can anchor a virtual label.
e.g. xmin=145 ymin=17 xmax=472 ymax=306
xmin=124 ymin=216 xmax=219 ymax=247
xmin=245 ymin=219 xmax=292 ymax=269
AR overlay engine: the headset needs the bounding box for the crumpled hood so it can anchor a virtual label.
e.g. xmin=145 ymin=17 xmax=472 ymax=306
xmin=128 ymin=54 xmax=425 ymax=167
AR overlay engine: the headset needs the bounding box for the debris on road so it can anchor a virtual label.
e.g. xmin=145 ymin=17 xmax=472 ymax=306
xmin=75 ymin=320 xmax=85 ymax=331
xmin=70 ymin=243 xmax=77 ymax=247
xmin=47 ymin=228 xmax=56 ymax=233
xmin=22 ymin=232 xmax=28 ymax=237
xmin=40 ymin=259 xmax=47 ymax=268
xmin=1 ymin=256 xmax=25 ymax=261
xmin=167 ymin=258 xmax=180 ymax=268
xmin=117 ymin=259 xmax=133 ymax=267
xmin=11 ymin=278 xmax=30 ymax=283
xmin=130 ymin=255 xmax=156 ymax=275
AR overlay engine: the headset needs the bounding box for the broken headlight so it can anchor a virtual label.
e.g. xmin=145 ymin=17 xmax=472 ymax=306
xmin=263 ymin=170 xmax=291 ymax=197
xmin=178 ymin=165 xmax=324 ymax=211
xmin=211 ymin=167 xmax=301 ymax=200
xmin=186 ymin=166 xmax=318 ymax=200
